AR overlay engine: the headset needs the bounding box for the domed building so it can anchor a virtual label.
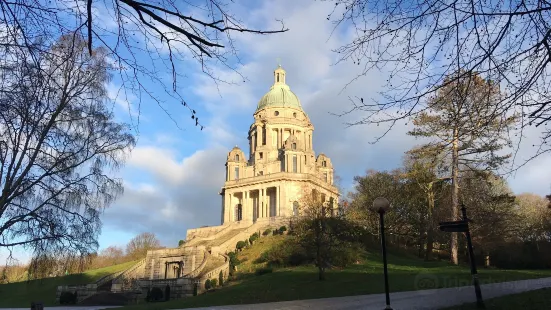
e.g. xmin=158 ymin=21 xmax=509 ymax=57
xmin=56 ymin=66 xmax=342 ymax=302
xmin=219 ymin=65 xmax=340 ymax=224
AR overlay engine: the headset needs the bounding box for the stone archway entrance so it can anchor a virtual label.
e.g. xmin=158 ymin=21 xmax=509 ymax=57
xmin=164 ymin=260 xmax=184 ymax=279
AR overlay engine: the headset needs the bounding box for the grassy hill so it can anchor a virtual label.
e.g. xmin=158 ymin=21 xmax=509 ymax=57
xmin=118 ymin=235 xmax=551 ymax=310
xmin=0 ymin=260 xmax=137 ymax=307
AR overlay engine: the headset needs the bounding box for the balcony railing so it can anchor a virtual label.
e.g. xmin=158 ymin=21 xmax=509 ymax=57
xmin=225 ymin=171 xmax=336 ymax=189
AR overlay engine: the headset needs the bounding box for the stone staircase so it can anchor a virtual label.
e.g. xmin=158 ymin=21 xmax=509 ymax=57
xmin=57 ymin=220 xmax=290 ymax=304
xmin=111 ymin=258 xmax=146 ymax=292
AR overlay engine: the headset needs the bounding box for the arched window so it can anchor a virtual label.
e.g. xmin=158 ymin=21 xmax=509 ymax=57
xmin=291 ymin=143 xmax=296 ymax=150
xmin=235 ymin=154 xmax=240 ymax=161
xmin=293 ymin=201 xmax=299 ymax=216
xmin=277 ymin=73 xmax=280 ymax=82
xmin=322 ymin=160 xmax=327 ymax=167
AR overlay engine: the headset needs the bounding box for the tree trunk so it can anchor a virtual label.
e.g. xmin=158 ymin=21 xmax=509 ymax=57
xmin=425 ymin=186 xmax=436 ymax=261
xmin=451 ymin=127 xmax=460 ymax=265
xmin=316 ymin=243 xmax=325 ymax=281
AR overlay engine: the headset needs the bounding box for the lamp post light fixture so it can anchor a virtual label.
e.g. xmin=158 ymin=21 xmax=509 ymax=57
xmin=371 ymin=197 xmax=393 ymax=310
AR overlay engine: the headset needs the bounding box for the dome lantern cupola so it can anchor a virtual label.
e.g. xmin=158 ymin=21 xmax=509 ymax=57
xmin=256 ymin=64 xmax=303 ymax=112
xmin=274 ymin=65 xmax=286 ymax=85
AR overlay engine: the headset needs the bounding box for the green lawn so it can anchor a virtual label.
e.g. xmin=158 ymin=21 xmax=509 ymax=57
xmin=117 ymin=236 xmax=551 ymax=310
xmin=441 ymin=287 xmax=551 ymax=309
xmin=0 ymin=260 xmax=137 ymax=307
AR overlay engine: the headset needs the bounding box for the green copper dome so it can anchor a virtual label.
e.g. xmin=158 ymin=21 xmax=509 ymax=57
xmin=256 ymin=65 xmax=303 ymax=111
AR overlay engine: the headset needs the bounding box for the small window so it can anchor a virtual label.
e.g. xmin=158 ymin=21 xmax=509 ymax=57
xmin=277 ymin=73 xmax=280 ymax=82
xmin=291 ymin=143 xmax=296 ymax=150
xmin=234 ymin=167 xmax=239 ymax=180
xmin=259 ymin=171 xmax=264 ymax=176
xmin=259 ymin=152 xmax=263 ymax=159
xmin=235 ymin=154 xmax=240 ymax=161
xmin=274 ymin=111 xmax=279 ymax=116
xmin=293 ymin=112 xmax=297 ymax=118
xmin=322 ymin=160 xmax=327 ymax=167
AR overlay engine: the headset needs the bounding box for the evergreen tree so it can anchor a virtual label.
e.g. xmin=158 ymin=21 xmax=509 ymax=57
xmin=408 ymin=71 xmax=516 ymax=264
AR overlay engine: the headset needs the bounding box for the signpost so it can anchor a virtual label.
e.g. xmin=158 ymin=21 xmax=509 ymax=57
xmin=439 ymin=204 xmax=485 ymax=309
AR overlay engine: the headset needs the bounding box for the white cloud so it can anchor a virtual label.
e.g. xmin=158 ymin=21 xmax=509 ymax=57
xmin=101 ymin=144 xmax=227 ymax=246
xmin=99 ymin=0 xmax=551 ymax=249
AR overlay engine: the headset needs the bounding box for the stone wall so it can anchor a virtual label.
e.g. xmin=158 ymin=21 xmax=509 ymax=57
xmin=143 ymin=246 xmax=206 ymax=280
xmin=186 ymin=224 xmax=227 ymax=240
xmin=56 ymin=284 xmax=97 ymax=303
xmin=197 ymin=254 xmax=230 ymax=295
xmin=211 ymin=217 xmax=292 ymax=255
xmin=138 ymin=278 xmax=195 ymax=300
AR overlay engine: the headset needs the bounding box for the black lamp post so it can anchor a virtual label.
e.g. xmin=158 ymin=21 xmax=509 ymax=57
xmin=371 ymin=197 xmax=392 ymax=310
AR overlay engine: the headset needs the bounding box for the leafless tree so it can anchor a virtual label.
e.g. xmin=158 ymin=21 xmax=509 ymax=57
xmin=0 ymin=0 xmax=287 ymax=130
xmin=0 ymin=34 xmax=135 ymax=256
xmin=326 ymin=0 xmax=551 ymax=167
xmin=126 ymin=232 xmax=161 ymax=259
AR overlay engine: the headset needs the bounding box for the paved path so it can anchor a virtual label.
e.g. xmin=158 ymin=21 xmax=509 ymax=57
xmin=188 ymin=277 xmax=551 ymax=310
xmin=3 ymin=277 xmax=551 ymax=310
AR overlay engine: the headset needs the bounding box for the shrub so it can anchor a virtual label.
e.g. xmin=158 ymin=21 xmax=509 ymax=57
xmin=260 ymin=239 xmax=310 ymax=267
xmin=236 ymin=241 xmax=246 ymax=251
xmin=150 ymin=287 xmax=163 ymax=301
xmin=219 ymin=270 xmax=224 ymax=286
xmin=263 ymin=228 xmax=272 ymax=236
xmin=279 ymin=226 xmax=287 ymax=234
xmin=287 ymin=251 xmax=310 ymax=266
xmin=178 ymin=239 xmax=185 ymax=246
xmin=204 ymin=279 xmax=212 ymax=290
xmin=59 ymin=291 xmax=77 ymax=304
xmin=254 ymin=251 xmax=269 ymax=264
xmin=211 ymin=278 xmax=218 ymax=287
xmin=330 ymin=243 xmax=364 ymax=267
xmin=255 ymin=267 xmax=273 ymax=276
xmin=273 ymin=229 xmax=279 ymax=235
xmin=249 ymin=234 xmax=258 ymax=244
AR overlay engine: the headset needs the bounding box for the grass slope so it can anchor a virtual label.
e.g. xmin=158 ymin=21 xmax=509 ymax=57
xmin=441 ymin=287 xmax=551 ymax=309
xmin=118 ymin=235 xmax=551 ymax=310
xmin=0 ymin=260 xmax=137 ymax=307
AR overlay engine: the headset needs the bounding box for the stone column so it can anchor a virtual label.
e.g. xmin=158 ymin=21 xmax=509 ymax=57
xmin=150 ymin=259 xmax=155 ymax=279
xmin=260 ymin=188 xmax=266 ymax=217
xmin=280 ymin=128 xmax=283 ymax=148
xmin=276 ymin=186 xmax=280 ymax=216
xmin=245 ymin=191 xmax=250 ymax=222
xmin=227 ymin=192 xmax=233 ymax=222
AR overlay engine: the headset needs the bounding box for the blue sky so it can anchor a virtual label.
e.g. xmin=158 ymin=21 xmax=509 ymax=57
xmin=2 ymin=0 xmax=550 ymax=263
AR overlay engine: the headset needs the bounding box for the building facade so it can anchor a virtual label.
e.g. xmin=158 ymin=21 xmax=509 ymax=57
xmin=219 ymin=65 xmax=339 ymax=224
